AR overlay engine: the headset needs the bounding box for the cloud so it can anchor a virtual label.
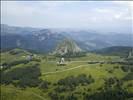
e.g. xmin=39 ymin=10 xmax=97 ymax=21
xmin=1 ymin=1 xmax=132 ymax=33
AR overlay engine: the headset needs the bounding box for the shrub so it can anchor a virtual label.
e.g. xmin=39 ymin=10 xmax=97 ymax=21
xmin=108 ymin=69 xmax=113 ymax=73
xmin=130 ymin=67 xmax=133 ymax=72
xmin=39 ymin=81 xmax=50 ymax=89
xmin=121 ymin=66 xmax=130 ymax=72
xmin=1 ymin=64 xmax=41 ymax=88
xmin=84 ymin=89 xmax=133 ymax=100
xmin=57 ymin=74 xmax=94 ymax=92
xmin=113 ymin=66 xmax=119 ymax=69
xmin=66 ymin=93 xmax=78 ymax=100
xmin=123 ymin=72 xmax=133 ymax=81
xmin=7 ymin=60 xmax=29 ymax=67
xmin=48 ymin=92 xmax=59 ymax=100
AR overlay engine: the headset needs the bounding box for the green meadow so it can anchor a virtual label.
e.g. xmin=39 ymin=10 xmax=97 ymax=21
xmin=1 ymin=49 xmax=133 ymax=100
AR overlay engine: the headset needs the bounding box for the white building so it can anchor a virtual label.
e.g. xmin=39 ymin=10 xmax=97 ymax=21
xmin=26 ymin=55 xmax=33 ymax=61
xmin=60 ymin=58 xmax=65 ymax=64
xmin=57 ymin=57 xmax=66 ymax=65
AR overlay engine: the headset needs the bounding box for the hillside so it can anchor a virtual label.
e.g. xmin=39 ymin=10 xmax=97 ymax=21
xmin=54 ymin=39 xmax=84 ymax=57
xmin=93 ymin=46 xmax=133 ymax=57
xmin=1 ymin=85 xmax=44 ymax=100
xmin=1 ymin=48 xmax=133 ymax=100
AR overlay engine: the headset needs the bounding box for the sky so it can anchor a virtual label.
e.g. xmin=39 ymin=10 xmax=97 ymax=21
xmin=1 ymin=1 xmax=133 ymax=33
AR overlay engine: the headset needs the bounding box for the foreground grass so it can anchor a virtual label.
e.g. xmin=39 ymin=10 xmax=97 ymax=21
xmin=1 ymin=50 xmax=133 ymax=100
xmin=1 ymin=85 xmax=47 ymax=100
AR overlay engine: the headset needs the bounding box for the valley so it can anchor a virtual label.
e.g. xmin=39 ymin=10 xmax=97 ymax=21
xmin=1 ymin=48 xmax=133 ymax=100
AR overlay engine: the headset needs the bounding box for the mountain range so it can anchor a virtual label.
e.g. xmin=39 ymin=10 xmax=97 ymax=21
xmin=1 ymin=24 xmax=132 ymax=53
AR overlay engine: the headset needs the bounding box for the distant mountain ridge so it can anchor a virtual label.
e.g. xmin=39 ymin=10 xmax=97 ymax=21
xmin=1 ymin=24 xmax=132 ymax=53
xmin=1 ymin=24 xmax=41 ymax=35
xmin=1 ymin=24 xmax=65 ymax=53
xmin=66 ymin=31 xmax=133 ymax=50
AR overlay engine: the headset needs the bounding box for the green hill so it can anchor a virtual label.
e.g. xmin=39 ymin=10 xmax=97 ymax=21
xmin=1 ymin=48 xmax=133 ymax=100
xmin=1 ymin=85 xmax=44 ymax=100
xmin=93 ymin=46 xmax=133 ymax=57
xmin=54 ymin=38 xmax=84 ymax=57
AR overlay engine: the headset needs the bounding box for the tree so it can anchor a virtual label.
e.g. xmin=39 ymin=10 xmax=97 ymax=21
xmin=39 ymin=81 xmax=49 ymax=89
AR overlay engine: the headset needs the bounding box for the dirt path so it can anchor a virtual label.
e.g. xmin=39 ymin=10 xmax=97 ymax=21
xmin=42 ymin=64 xmax=88 ymax=75
xmin=42 ymin=60 xmax=124 ymax=75
xmin=29 ymin=91 xmax=46 ymax=100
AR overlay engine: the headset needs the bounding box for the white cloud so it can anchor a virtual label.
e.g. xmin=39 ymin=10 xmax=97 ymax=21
xmin=95 ymin=8 xmax=111 ymax=13
xmin=1 ymin=1 xmax=132 ymax=33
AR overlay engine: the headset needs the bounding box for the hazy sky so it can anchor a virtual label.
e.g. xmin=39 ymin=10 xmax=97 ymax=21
xmin=1 ymin=1 xmax=133 ymax=33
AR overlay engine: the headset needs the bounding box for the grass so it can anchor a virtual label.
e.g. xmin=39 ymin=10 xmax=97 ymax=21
xmin=40 ymin=60 xmax=86 ymax=73
xmin=1 ymin=50 xmax=133 ymax=100
xmin=69 ymin=53 xmax=120 ymax=61
xmin=0 ymin=49 xmax=30 ymax=64
xmin=41 ymin=63 xmax=126 ymax=83
xmin=1 ymin=85 xmax=46 ymax=100
xmin=123 ymin=80 xmax=133 ymax=93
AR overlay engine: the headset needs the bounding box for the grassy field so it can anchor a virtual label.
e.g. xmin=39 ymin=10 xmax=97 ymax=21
xmin=1 ymin=49 xmax=133 ymax=100
xmin=1 ymin=85 xmax=46 ymax=100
